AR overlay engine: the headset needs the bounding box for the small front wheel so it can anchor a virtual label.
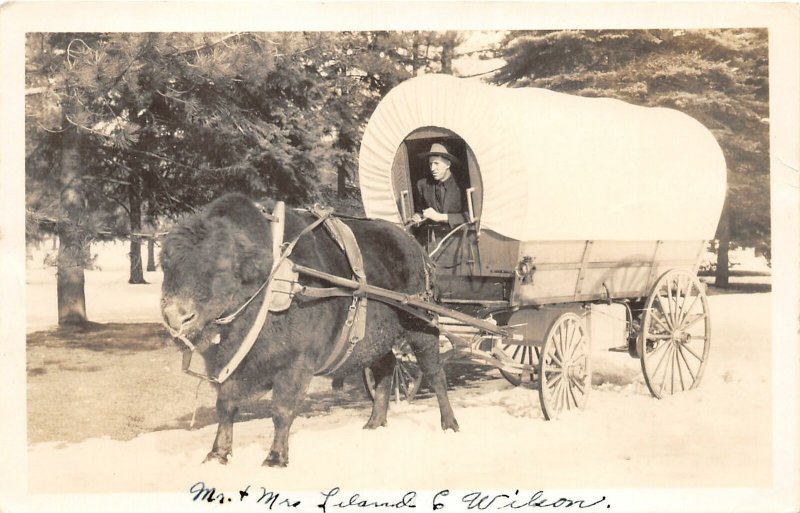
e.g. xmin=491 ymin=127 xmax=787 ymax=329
xmin=362 ymin=343 xmax=423 ymax=404
xmin=497 ymin=342 xmax=539 ymax=386
xmin=538 ymin=312 xmax=591 ymax=420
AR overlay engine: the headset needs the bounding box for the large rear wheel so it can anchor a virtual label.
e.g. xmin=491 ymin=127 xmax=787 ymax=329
xmin=637 ymin=269 xmax=711 ymax=399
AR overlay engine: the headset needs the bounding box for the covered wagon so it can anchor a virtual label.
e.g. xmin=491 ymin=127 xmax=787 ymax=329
xmin=357 ymin=74 xmax=727 ymax=418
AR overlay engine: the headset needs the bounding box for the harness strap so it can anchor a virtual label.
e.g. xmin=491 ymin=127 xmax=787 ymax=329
xmin=311 ymin=206 xmax=369 ymax=376
xmin=212 ymin=203 xmax=331 ymax=384
xmin=213 ymin=206 xmax=327 ymax=325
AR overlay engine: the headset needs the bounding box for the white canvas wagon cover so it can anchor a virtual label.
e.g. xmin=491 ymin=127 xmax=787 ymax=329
xmin=358 ymin=74 xmax=727 ymax=241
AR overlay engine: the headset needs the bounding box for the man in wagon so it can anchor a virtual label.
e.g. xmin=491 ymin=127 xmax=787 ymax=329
xmin=411 ymin=142 xmax=472 ymax=270
xmin=411 ymin=142 xmax=469 ymax=231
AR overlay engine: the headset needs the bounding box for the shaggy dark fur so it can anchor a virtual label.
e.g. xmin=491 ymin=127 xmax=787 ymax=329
xmin=161 ymin=193 xmax=458 ymax=467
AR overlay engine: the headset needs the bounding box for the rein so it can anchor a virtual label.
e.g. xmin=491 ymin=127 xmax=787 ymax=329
xmin=177 ymin=201 xmax=331 ymax=384
xmin=213 ymin=205 xmax=328 ymax=326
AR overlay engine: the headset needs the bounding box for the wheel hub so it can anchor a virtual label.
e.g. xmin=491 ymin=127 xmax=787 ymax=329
xmin=564 ymin=364 xmax=585 ymax=380
xmin=671 ymin=330 xmax=690 ymax=344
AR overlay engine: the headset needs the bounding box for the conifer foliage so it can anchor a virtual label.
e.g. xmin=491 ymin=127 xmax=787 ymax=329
xmin=25 ymin=31 xmax=459 ymax=324
xmin=26 ymin=33 xmax=335 ymax=321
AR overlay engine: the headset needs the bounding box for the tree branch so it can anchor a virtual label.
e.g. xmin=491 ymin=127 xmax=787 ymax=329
xmin=82 ymin=175 xmax=132 ymax=186
xmin=166 ymin=32 xmax=249 ymax=57
xmin=458 ymin=64 xmax=507 ymax=79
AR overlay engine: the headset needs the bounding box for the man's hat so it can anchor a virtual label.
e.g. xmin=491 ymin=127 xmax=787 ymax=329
xmin=418 ymin=142 xmax=460 ymax=165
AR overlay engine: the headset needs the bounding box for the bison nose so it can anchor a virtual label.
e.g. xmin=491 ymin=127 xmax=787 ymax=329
xmin=162 ymin=300 xmax=197 ymax=331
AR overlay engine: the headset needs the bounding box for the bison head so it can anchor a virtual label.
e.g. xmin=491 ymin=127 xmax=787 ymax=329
xmin=160 ymin=205 xmax=271 ymax=342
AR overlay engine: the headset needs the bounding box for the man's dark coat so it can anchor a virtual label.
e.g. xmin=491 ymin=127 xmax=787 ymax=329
xmin=415 ymin=175 xmax=469 ymax=228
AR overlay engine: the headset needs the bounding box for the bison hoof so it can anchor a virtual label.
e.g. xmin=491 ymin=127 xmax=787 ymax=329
xmin=203 ymin=451 xmax=231 ymax=465
xmin=263 ymin=451 xmax=288 ymax=468
xmin=363 ymin=418 xmax=387 ymax=430
xmin=442 ymin=418 xmax=460 ymax=433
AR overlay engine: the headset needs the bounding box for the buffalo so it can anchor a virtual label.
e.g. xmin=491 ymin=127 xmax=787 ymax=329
xmin=160 ymin=193 xmax=459 ymax=467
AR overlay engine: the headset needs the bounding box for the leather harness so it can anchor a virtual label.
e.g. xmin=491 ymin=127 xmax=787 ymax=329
xmin=177 ymin=201 xmax=387 ymax=383
xmin=309 ymin=205 xmax=370 ymax=376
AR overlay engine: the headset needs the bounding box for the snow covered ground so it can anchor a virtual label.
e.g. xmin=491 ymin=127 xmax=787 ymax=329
xmin=21 ymin=243 xmax=777 ymax=505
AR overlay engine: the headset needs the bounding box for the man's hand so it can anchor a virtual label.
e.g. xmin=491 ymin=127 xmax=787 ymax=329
xmin=410 ymin=213 xmax=424 ymax=225
xmin=422 ymin=208 xmax=448 ymax=223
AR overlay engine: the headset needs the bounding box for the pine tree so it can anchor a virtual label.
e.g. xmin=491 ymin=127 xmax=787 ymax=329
xmin=26 ymin=32 xmax=336 ymax=320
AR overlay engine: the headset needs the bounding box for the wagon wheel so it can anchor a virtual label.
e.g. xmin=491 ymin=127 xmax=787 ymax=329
xmin=637 ymin=269 xmax=710 ymax=399
xmin=497 ymin=342 xmax=539 ymax=386
xmin=362 ymin=342 xmax=423 ymax=404
xmin=538 ymin=312 xmax=591 ymax=420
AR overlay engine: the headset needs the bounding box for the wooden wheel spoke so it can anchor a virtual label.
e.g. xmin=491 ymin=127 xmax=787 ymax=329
xmin=394 ymin=368 xmax=407 ymax=394
xmin=567 ymin=381 xmax=580 ymax=409
xmin=680 ymin=312 xmax=707 ymax=331
xmin=548 ymin=349 xmax=563 ymax=367
xmin=546 ymin=381 xmax=561 ymax=409
xmin=569 ymin=350 xmax=588 ymax=363
xmin=645 ymin=337 xmax=671 ymax=357
xmin=657 ymin=345 xmax=675 ymax=396
xmin=655 ymin=295 xmax=676 ymax=330
xmin=680 ymin=341 xmax=705 ymax=363
xmin=649 ymin=341 xmax=672 ymax=380
xmin=670 ymin=346 xmax=676 ymax=395
xmin=567 ymin=328 xmax=583 ymax=363
xmin=674 ymin=348 xmax=685 ymax=391
xmin=676 ymin=277 xmax=692 ymax=325
xmin=556 ymin=324 xmax=566 ymax=357
xmin=396 ymin=363 xmax=409 ymax=381
xmin=547 ymin=372 xmax=562 ymax=388
xmin=649 ymin=333 xmax=674 ymax=340
xmin=666 ymin=279 xmax=678 ymax=327
xmin=559 ymin=323 xmax=571 ymax=362
xmin=649 ymin=309 xmax=673 ymax=334
xmin=569 ymin=375 xmax=586 ymax=395
xmin=675 ymin=344 xmax=697 ymax=383
xmin=678 ymin=290 xmax=699 ymax=327
xmin=554 ymin=331 xmax=566 ymax=363
xmin=558 ymin=379 xmax=569 ymax=411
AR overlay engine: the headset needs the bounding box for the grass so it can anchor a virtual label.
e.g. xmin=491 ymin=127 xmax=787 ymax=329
xmin=27 ymin=323 xmax=221 ymax=444
xmin=26 ymin=323 xmax=385 ymax=444
xmin=698 ymin=271 xmax=772 ymax=296
xmin=706 ymin=282 xmax=772 ymax=295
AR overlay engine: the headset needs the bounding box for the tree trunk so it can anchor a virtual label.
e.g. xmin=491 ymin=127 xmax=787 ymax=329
xmin=146 ymin=237 xmax=156 ymax=272
xmin=128 ymin=168 xmax=147 ymax=284
xmin=714 ymin=210 xmax=730 ymax=287
xmin=56 ymin=121 xmax=88 ymax=325
xmin=441 ymin=33 xmax=455 ymax=74
xmin=412 ymin=32 xmax=420 ymax=75
xmin=337 ymin=164 xmax=347 ymax=199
